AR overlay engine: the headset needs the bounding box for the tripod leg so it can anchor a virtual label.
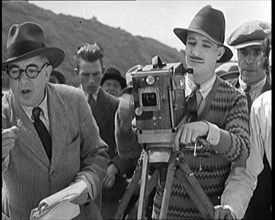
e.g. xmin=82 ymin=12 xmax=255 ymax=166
xmin=176 ymin=157 xmax=215 ymax=219
xmin=159 ymin=151 xmax=177 ymax=219
xmin=114 ymin=157 xmax=142 ymax=219
xmin=137 ymin=151 xmax=149 ymax=219
xmin=127 ymin=169 xmax=159 ymax=220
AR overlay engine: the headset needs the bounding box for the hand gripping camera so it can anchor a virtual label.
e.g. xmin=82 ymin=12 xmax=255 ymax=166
xmin=131 ymin=56 xmax=193 ymax=163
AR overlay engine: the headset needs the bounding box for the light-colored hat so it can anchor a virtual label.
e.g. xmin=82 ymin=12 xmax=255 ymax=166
xmin=227 ymin=20 xmax=271 ymax=49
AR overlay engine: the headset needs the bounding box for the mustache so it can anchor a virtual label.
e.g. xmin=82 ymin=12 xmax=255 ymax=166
xmin=189 ymin=55 xmax=204 ymax=62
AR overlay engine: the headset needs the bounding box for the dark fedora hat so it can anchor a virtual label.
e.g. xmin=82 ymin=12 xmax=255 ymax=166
xmin=101 ymin=67 xmax=126 ymax=89
xmin=173 ymin=5 xmax=233 ymax=63
xmin=2 ymin=22 xmax=65 ymax=69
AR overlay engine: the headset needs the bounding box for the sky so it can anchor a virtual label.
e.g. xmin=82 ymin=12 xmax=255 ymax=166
xmin=29 ymin=0 xmax=271 ymax=60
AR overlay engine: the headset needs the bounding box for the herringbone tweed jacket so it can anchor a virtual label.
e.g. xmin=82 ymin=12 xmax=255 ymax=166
xmin=116 ymin=76 xmax=250 ymax=219
xmin=2 ymin=83 xmax=109 ymax=220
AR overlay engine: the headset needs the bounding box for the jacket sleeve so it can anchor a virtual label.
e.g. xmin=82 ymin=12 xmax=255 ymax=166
xmin=211 ymin=92 xmax=250 ymax=166
xmin=76 ymin=90 xmax=110 ymax=200
xmin=115 ymin=112 xmax=141 ymax=160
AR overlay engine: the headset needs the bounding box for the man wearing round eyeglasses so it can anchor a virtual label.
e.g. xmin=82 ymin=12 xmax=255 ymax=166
xmin=6 ymin=57 xmax=50 ymax=107
xmin=2 ymin=22 xmax=109 ymax=220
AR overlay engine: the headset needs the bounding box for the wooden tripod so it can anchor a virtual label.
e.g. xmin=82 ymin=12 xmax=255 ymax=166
xmin=114 ymin=149 xmax=215 ymax=219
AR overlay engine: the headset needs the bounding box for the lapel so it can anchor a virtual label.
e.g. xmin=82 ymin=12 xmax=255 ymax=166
xmin=93 ymin=87 xmax=109 ymax=126
xmin=198 ymin=77 xmax=221 ymax=120
xmin=11 ymin=93 xmax=50 ymax=167
xmin=46 ymin=84 xmax=69 ymax=173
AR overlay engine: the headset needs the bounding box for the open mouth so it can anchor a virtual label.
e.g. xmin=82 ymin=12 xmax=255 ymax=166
xmin=21 ymin=89 xmax=31 ymax=94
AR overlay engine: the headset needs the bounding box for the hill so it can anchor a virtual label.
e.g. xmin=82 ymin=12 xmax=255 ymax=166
xmin=2 ymin=1 xmax=185 ymax=86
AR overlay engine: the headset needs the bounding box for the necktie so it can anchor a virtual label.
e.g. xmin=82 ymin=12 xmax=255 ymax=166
xmin=88 ymin=94 xmax=96 ymax=113
xmin=32 ymin=107 xmax=52 ymax=159
xmin=244 ymin=85 xmax=252 ymax=113
xmin=185 ymin=86 xmax=200 ymax=122
xmin=196 ymin=90 xmax=203 ymax=110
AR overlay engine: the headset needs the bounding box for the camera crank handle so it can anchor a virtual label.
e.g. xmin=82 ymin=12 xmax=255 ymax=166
xmin=196 ymin=137 xmax=209 ymax=146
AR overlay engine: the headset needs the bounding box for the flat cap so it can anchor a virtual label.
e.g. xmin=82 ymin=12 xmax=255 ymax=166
xmin=227 ymin=20 xmax=271 ymax=49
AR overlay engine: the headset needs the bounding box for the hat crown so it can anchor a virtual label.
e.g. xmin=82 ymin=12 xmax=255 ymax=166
xmin=3 ymin=21 xmax=65 ymax=69
xmin=173 ymin=5 xmax=232 ymax=63
xmin=188 ymin=5 xmax=225 ymax=44
xmin=7 ymin=22 xmax=45 ymax=49
xmin=227 ymin=20 xmax=271 ymax=47
xmin=102 ymin=67 xmax=126 ymax=89
xmin=104 ymin=67 xmax=122 ymax=77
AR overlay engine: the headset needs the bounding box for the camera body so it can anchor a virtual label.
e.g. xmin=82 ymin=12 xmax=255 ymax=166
xmin=131 ymin=56 xmax=192 ymax=150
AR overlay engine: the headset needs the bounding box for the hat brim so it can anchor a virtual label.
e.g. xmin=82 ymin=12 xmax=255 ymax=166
xmin=233 ymin=40 xmax=263 ymax=49
xmin=174 ymin=28 xmax=233 ymax=63
xmin=2 ymin=47 xmax=65 ymax=70
xmin=101 ymin=74 xmax=126 ymax=89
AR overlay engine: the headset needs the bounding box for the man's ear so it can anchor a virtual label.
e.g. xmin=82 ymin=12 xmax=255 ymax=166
xmin=45 ymin=64 xmax=53 ymax=81
xmin=217 ymin=46 xmax=225 ymax=61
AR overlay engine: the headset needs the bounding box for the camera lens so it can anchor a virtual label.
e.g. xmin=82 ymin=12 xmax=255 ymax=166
xmin=142 ymin=92 xmax=157 ymax=107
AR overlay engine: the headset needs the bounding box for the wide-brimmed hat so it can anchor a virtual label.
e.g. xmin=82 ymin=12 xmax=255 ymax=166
xmin=2 ymin=22 xmax=65 ymax=69
xmin=227 ymin=20 xmax=271 ymax=49
xmin=173 ymin=5 xmax=233 ymax=63
xmin=101 ymin=67 xmax=126 ymax=89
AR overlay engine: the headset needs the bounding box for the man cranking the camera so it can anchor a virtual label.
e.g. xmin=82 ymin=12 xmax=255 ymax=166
xmin=115 ymin=5 xmax=249 ymax=220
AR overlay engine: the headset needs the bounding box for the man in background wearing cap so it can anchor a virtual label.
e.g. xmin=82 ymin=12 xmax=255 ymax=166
xmin=101 ymin=67 xmax=126 ymax=97
xmin=74 ymin=43 xmax=135 ymax=219
xmin=226 ymin=20 xmax=271 ymax=112
xmin=222 ymin=33 xmax=272 ymax=220
xmin=115 ymin=5 xmax=249 ymax=219
xmin=2 ymin=22 xmax=109 ymax=219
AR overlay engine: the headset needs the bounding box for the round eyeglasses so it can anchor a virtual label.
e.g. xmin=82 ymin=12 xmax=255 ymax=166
xmin=6 ymin=63 xmax=49 ymax=80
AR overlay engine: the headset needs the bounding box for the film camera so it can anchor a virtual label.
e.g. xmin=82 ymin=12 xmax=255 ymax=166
xmin=131 ymin=56 xmax=193 ymax=163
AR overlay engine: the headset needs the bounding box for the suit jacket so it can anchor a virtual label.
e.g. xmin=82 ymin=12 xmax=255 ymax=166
xmin=2 ymin=83 xmax=109 ymax=220
xmin=90 ymin=88 xmax=135 ymax=201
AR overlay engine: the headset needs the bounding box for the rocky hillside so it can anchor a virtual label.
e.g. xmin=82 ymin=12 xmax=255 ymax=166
xmin=2 ymin=1 xmax=185 ymax=86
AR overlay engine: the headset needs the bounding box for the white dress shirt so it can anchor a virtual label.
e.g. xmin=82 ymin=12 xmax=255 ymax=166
xmin=79 ymin=84 xmax=100 ymax=102
xmin=221 ymin=90 xmax=271 ymax=219
xmin=20 ymin=91 xmax=50 ymax=131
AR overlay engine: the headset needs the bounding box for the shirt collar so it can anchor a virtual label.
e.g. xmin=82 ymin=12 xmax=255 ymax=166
xmin=80 ymin=84 xmax=100 ymax=101
xmin=199 ymin=74 xmax=216 ymax=99
xmin=239 ymin=75 xmax=267 ymax=92
xmin=20 ymin=90 xmax=49 ymax=122
xmin=185 ymin=73 xmax=216 ymax=99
